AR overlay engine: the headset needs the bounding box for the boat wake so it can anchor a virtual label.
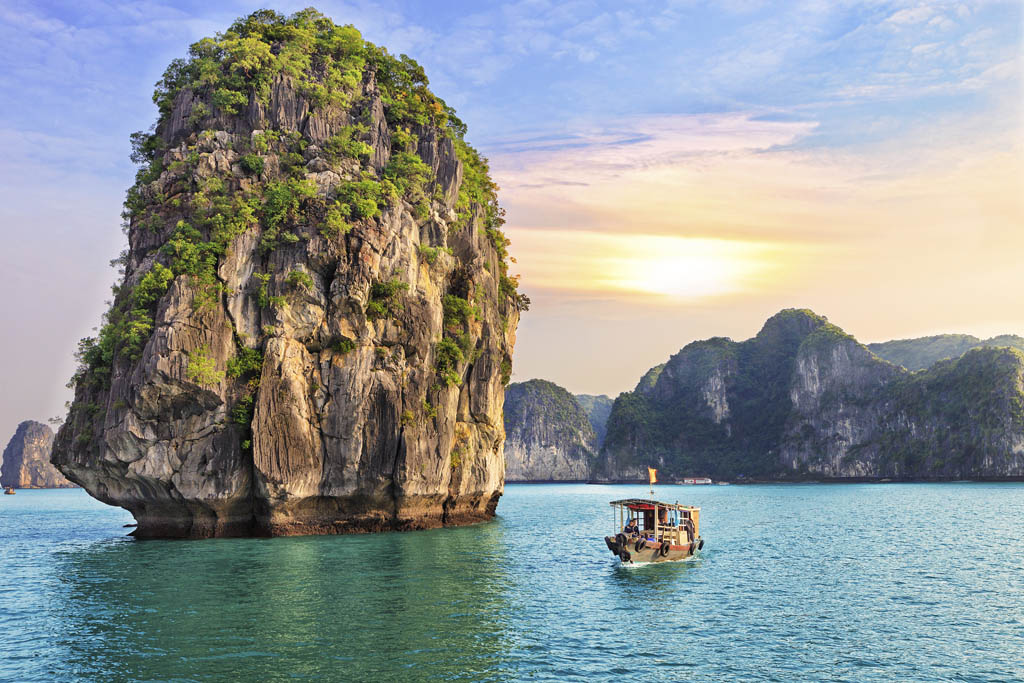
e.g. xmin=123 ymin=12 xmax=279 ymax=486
xmin=617 ymin=556 xmax=700 ymax=569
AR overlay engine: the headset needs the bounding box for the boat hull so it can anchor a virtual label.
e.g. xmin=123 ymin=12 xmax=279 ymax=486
xmin=604 ymin=536 xmax=701 ymax=564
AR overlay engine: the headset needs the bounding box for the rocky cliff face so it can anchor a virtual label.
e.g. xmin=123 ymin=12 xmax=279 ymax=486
xmin=1 ymin=421 xmax=75 ymax=489
xmin=793 ymin=346 xmax=1024 ymax=479
xmin=573 ymin=394 xmax=614 ymax=448
xmin=53 ymin=10 xmax=525 ymax=537
xmin=503 ymin=380 xmax=596 ymax=481
xmin=598 ymin=309 xmax=1024 ymax=480
xmin=779 ymin=327 xmax=904 ymax=476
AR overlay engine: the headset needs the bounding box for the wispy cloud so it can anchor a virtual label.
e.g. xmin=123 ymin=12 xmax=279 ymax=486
xmin=494 ymin=112 xmax=821 ymax=239
xmin=496 ymin=107 xmax=1022 ymax=303
xmin=885 ymin=5 xmax=937 ymax=26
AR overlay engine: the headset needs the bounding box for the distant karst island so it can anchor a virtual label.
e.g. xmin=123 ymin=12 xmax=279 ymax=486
xmin=52 ymin=9 xmax=527 ymax=538
xmin=1 ymin=421 xmax=76 ymax=489
xmin=503 ymin=380 xmax=611 ymax=482
xmin=503 ymin=309 xmax=1024 ymax=483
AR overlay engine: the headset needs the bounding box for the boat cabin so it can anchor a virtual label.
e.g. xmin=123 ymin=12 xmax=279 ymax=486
xmin=610 ymin=499 xmax=700 ymax=547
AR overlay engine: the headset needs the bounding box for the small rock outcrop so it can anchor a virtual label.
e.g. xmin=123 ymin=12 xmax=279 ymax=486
xmin=53 ymin=10 xmax=526 ymax=537
xmin=598 ymin=309 xmax=1024 ymax=481
xmin=1 ymin=421 xmax=75 ymax=489
xmin=503 ymin=380 xmax=596 ymax=481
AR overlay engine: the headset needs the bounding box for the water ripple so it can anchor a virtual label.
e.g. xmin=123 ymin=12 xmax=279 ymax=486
xmin=1 ymin=484 xmax=1023 ymax=681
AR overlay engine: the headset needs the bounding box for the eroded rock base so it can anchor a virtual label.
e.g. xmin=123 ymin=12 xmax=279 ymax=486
xmin=127 ymin=492 xmax=502 ymax=539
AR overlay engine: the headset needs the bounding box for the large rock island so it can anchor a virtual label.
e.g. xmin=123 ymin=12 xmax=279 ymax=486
xmin=1 ymin=421 xmax=75 ymax=489
xmin=596 ymin=309 xmax=1024 ymax=481
xmin=53 ymin=9 xmax=526 ymax=537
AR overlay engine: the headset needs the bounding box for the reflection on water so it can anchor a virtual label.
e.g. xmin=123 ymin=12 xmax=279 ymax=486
xmin=49 ymin=523 xmax=514 ymax=681
xmin=2 ymin=484 xmax=1024 ymax=681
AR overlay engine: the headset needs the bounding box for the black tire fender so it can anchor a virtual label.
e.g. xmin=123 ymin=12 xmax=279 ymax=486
xmin=619 ymin=550 xmax=631 ymax=563
xmin=659 ymin=541 xmax=671 ymax=557
xmin=615 ymin=533 xmax=628 ymax=547
xmin=634 ymin=538 xmax=646 ymax=552
xmin=605 ymin=536 xmax=618 ymax=553
xmin=698 ymin=538 xmax=705 ymax=551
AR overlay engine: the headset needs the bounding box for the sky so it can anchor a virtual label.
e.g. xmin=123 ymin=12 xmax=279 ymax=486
xmin=0 ymin=0 xmax=1021 ymax=443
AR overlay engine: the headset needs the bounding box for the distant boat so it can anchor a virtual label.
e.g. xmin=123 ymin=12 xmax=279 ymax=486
xmin=716 ymin=482 xmax=730 ymax=486
xmin=681 ymin=477 xmax=712 ymax=485
xmin=3 ymin=487 xmax=15 ymax=495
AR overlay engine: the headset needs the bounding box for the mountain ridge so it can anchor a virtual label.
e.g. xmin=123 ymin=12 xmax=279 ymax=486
xmin=868 ymin=334 xmax=1024 ymax=372
xmin=596 ymin=309 xmax=1024 ymax=481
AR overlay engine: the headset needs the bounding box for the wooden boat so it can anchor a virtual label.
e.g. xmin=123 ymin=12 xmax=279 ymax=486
xmin=3 ymin=487 xmax=15 ymax=495
xmin=604 ymin=499 xmax=703 ymax=564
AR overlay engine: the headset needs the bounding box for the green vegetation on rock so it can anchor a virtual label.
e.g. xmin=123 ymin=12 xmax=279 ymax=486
xmin=868 ymin=334 xmax=1024 ymax=372
xmin=365 ymin=278 xmax=409 ymax=320
xmin=434 ymin=338 xmax=464 ymax=387
xmin=286 ymin=269 xmax=314 ymax=292
xmin=417 ymin=244 xmax=452 ymax=265
xmin=186 ymin=345 xmax=225 ymax=387
xmin=69 ymin=8 xmax=524 ymax=396
xmin=634 ymin=363 xmax=665 ymax=394
xmin=504 ymin=380 xmax=595 ymax=446
xmin=226 ymin=346 xmax=263 ymax=379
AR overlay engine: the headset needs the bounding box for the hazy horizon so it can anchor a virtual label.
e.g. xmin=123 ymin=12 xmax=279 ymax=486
xmin=1 ymin=0 xmax=1021 ymax=440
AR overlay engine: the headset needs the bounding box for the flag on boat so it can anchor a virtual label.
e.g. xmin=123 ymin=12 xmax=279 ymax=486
xmin=647 ymin=467 xmax=657 ymax=485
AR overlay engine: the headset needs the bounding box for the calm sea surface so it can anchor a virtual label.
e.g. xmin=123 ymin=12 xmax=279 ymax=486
xmin=1 ymin=483 xmax=1022 ymax=682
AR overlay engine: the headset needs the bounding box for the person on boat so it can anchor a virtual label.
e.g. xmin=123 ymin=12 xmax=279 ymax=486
xmin=624 ymin=518 xmax=639 ymax=535
xmin=682 ymin=517 xmax=695 ymax=543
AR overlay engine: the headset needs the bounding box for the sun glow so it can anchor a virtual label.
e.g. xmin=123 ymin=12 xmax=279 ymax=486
xmin=605 ymin=235 xmax=775 ymax=298
xmin=508 ymin=229 xmax=788 ymax=300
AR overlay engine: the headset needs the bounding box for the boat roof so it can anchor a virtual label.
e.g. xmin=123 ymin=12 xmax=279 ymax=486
xmin=609 ymin=499 xmax=698 ymax=511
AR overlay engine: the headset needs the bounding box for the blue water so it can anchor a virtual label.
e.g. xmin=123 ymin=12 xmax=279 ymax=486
xmin=1 ymin=484 xmax=1022 ymax=682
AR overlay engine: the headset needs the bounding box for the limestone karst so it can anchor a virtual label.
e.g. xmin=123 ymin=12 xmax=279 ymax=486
xmin=596 ymin=309 xmax=1024 ymax=481
xmin=53 ymin=10 xmax=526 ymax=537
xmin=1 ymin=421 xmax=76 ymax=489
xmin=503 ymin=380 xmax=598 ymax=481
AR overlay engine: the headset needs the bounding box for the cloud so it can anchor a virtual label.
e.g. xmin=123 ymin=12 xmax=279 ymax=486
xmin=911 ymin=42 xmax=942 ymax=55
xmin=927 ymin=15 xmax=957 ymax=31
xmin=885 ymin=6 xmax=936 ymax=26
xmin=500 ymin=113 xmax=817 ymax=174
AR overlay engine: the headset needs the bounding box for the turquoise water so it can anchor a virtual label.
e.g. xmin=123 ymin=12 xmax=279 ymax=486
xmin=1 ymin=484 xmax=1022 ymax=682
